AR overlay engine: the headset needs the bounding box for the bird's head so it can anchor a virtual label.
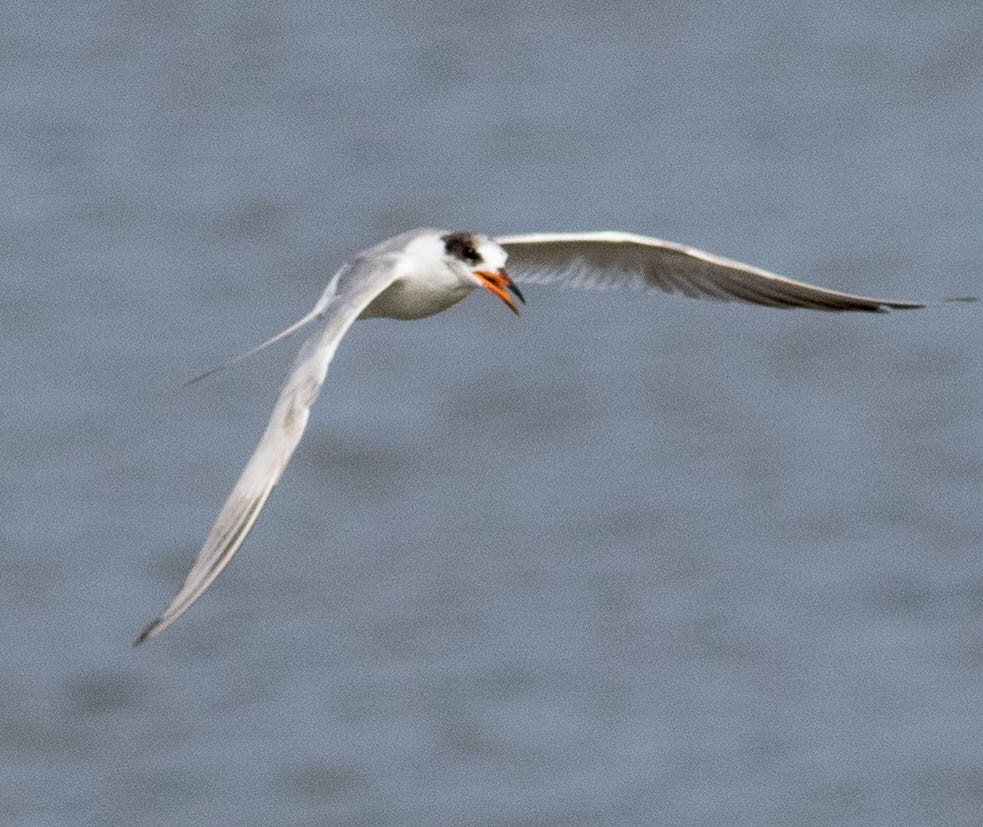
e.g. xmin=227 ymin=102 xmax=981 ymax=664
xmin=441 ymin=231 xmax=525 ymax=315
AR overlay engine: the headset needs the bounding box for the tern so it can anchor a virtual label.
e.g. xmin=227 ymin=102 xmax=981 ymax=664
xmin=136 ymin=227 xmax=927 ymax=643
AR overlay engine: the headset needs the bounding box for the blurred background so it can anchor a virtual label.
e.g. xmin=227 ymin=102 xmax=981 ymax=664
xmin=2 ymin=1 xmax=981 ymax=824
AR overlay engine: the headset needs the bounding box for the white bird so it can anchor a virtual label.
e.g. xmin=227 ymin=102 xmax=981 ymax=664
xmin=136 ymin=227 xmax=925 ymax=643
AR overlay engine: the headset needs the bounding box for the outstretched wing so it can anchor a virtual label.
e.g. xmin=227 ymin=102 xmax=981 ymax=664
xmin=495 ymin=231 xmax=922 ymax=312
xmin=137 ymin=257 xmax=401 ymax=643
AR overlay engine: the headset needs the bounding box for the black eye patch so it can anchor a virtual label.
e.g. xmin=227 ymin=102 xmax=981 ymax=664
xmin=442 ymin=231 xmax=483 ymax=265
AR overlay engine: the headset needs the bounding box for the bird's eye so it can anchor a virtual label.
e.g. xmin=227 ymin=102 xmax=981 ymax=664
xmin=443 ymin=232 xmax=483 ymax=265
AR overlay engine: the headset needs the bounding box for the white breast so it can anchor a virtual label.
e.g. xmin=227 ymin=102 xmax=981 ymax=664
xmin=359 ymin=277 xmax=476 ymax=320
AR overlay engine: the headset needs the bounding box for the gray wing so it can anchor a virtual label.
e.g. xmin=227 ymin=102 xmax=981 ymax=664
xmin=137 ymin=257 xmax=401 ymax=643
xmin=495 ymin=231 xmax=922 ymax=312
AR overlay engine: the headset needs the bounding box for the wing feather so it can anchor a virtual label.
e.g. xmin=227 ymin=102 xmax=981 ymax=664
xmin=496 ymin=232 xmax=923 ymax=312
xmin=136 ymin=258 xmax=400 ymax=643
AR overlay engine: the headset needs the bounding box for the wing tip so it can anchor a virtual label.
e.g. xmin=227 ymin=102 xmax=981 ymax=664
xmin=880 ymin=295 xmax=977 ymax=312
xmin=881 ymin=300 xmax=925 ymax=312
xmin=133 ymin=617 xmax=162 ymax=647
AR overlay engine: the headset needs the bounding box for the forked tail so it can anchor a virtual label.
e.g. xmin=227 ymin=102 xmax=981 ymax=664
xmin=184 ymin=303 xmax=326 ymax=386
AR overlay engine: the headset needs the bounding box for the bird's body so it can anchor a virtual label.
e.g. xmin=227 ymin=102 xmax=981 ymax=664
xmin=137 ymin=226 xmax=926 ymax=643
xmin=358 ymin=231 xmax=491 ymax=319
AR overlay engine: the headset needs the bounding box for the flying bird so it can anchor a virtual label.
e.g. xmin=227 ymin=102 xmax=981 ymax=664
xmin=136 ymin=227 xmax=925 ymax=643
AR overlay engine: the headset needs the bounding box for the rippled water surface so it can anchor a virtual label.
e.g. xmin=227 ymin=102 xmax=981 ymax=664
xmin=2 ymin=2 xmax=982 ymax=824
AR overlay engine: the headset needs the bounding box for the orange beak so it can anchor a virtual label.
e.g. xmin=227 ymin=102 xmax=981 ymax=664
xmin=475 ymin=268 xmax=526 ymax=316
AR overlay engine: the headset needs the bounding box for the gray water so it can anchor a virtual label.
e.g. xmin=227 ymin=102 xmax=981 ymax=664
xmin=2 ymin=2 xmax=982 ymax=824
